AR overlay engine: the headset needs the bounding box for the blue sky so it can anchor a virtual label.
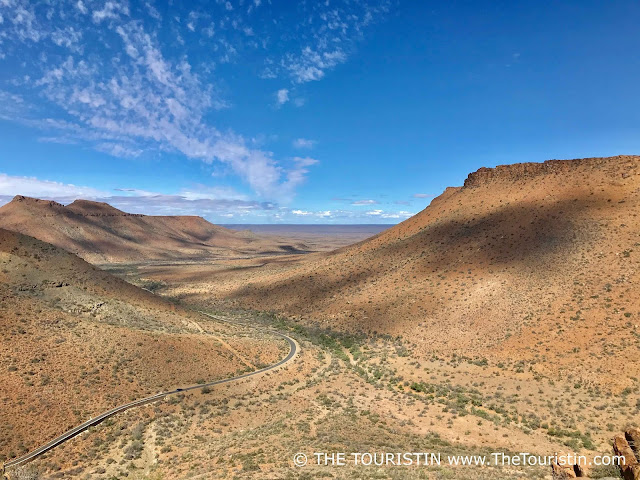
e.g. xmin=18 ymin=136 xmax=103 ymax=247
xmin=0 ymin=0 xmax=639 ymax=223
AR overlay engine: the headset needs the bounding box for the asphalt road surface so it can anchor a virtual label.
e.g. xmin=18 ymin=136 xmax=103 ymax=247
xmin=3 ymin=311 xmax=297 ymax=471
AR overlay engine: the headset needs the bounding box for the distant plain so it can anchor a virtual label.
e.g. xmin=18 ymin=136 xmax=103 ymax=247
xmin=221 ymin=224 xmax=391 ymax=252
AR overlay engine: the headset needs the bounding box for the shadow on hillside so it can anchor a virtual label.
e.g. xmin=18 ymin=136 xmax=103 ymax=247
xmin=383 ymin=195 xmax=609 ymax=269
xmin=223 ymin=194 xmax=613 ymax=316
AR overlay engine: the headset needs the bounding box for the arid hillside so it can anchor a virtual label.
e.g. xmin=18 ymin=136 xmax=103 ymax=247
xmin=0 ymin=228 xmax=284 ymax=464
xmin=0 ymin=196 xmax=308 ymax=263
xmin=154 ymin=155 xmax=640 ymax=390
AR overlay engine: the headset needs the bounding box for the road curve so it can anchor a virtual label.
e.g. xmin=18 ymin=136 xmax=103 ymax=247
xmin=3 ymin=312 xmax=297 ymax=471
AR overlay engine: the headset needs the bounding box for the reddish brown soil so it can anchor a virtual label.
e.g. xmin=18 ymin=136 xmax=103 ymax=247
xmin=0 ymin=228 xmax=283 ymax=462
xmin=149 ymin=155 xmax=640 ymax=391
xmin=0 ymin=196 xmax=309 ymax=263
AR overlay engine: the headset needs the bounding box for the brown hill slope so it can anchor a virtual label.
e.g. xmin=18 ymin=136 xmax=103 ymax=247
xmin=0 ymin=228 xmax=282 ymax=462
xmin=167 ymin=155 xmax=640 ymax=389
xmin=0 ymin=196 xmax=308 ymax=263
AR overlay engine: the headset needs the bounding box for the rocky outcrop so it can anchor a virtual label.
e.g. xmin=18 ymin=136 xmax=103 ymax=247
xmin=9 ymin=195 xmax=65 ymax=209
xmin=626 ymin=428 xmax=640 ymax=455
xmin=463 ymin=155 xmax=640 ymax=188
xmin=66 ymin=199 xmax=143 ymax=217
xmin=551 ymin=461 xmax=578 ymax=479
xmin=6 ymin=196 xmax=144 ymax=217
xmin=613 ymin=430 xmax=640 ymax=480
xmin=551 ymin=460 xmax=588 ymax=479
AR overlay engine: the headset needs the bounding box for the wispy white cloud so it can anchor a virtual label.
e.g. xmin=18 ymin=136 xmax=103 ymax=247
xmin=413 ymin=193 xmax=433 ymax=199
xmin=268 ymin=1 xmax=391 ymax=84
xmin=95 ymin=143 xmax=143 ymax=158
xmin=292 ymin=207 xmax=413 ymax=221
xmin=92 ymin=2 xmax=130 ymax=24
xmin=0 ymin=171 xmax=414 ymax=222
xmin=366 ymin=209 xmax=412 ymax=219
xmin=144 ymin=2 xmax=161 ymax=21
xmin=285 ymin=47 xmax=347 ymax=83
xmin=292 ymin=209 xmax=312 ymax=216
xmin=0 ymin=0 xmax=391 ymax=205
xmin=105 ymin=194 xmax=272 ymax=217
xmin=292 ymin=138 xmax=316 ymax=149
xmin=179 ymin=185 xmax=248 ymax=201
xmin=0 ymin=8 xmax=316 ymax=202
xmin=275 ymin=88 xmax=289 ymax=106
xmin=0 ymin=173 xmax=271 ymax=218
xmin=0 ymin=173 xmax=110 ymax=199
xmin=291 ymin=157 xmax=319 ymax=168
xmin=280 ymin=157 xmax=319 ymax=201
xmin=75 ymin=1 xmax=88 ymax=15
xmin=0 ymin=89 xmax=27 ymax=120
xmin=352 ymin=199 xmax=378 ymax=205
xmin=278 ymin=205 xmax=414 ymax=222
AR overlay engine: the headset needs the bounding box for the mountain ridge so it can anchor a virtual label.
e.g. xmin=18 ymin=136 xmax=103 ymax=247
xmin=0 ymin=227 xmax=281 ymax=460
xmin=463 ymin=154 xmax=637 ymax=187
xmin=0 ymin=196 xmax=308 ymax=263
xmin=169 ymin=154 xmax=640 ymax=390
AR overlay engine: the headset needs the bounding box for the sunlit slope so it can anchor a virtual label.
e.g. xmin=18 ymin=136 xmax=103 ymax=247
xmin=0 ymin=228 xmax=280 ymax=461
xmin=0 ymin=196 xmax=308 ymax=263
xmin=202 ymin=155 xmax=640 ymax=388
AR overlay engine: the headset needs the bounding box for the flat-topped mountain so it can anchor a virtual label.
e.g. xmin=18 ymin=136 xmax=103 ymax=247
xmin=0 ymin=228 xmax=282 ymax=459
xmin=0 ymin=196 xmax=308 ymax=263
xmin=181 ymin=155 xmax=640 ymax=390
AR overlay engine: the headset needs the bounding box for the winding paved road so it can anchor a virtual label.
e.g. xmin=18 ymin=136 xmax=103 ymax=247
xmin=3 ymin=312 xmax=297 ymax=472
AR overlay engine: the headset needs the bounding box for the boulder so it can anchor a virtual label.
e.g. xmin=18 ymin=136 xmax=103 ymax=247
xmin=626 ymin=428 xmax=640 ymax=456
xmin=613 ymin=435 xmax=640 ymax=480
xmin=551 ymin=461 xmax=577 ymax=479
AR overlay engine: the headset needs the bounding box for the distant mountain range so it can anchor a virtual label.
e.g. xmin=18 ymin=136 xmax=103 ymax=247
xmin=0 ymin=196 xmax=308 ymax=263
xmin=0 ymin=226 xmax=272 ymax=459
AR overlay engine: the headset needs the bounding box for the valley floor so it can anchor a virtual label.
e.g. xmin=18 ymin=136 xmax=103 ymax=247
xmin=12 ymin=262 xmax=629 ymax=479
